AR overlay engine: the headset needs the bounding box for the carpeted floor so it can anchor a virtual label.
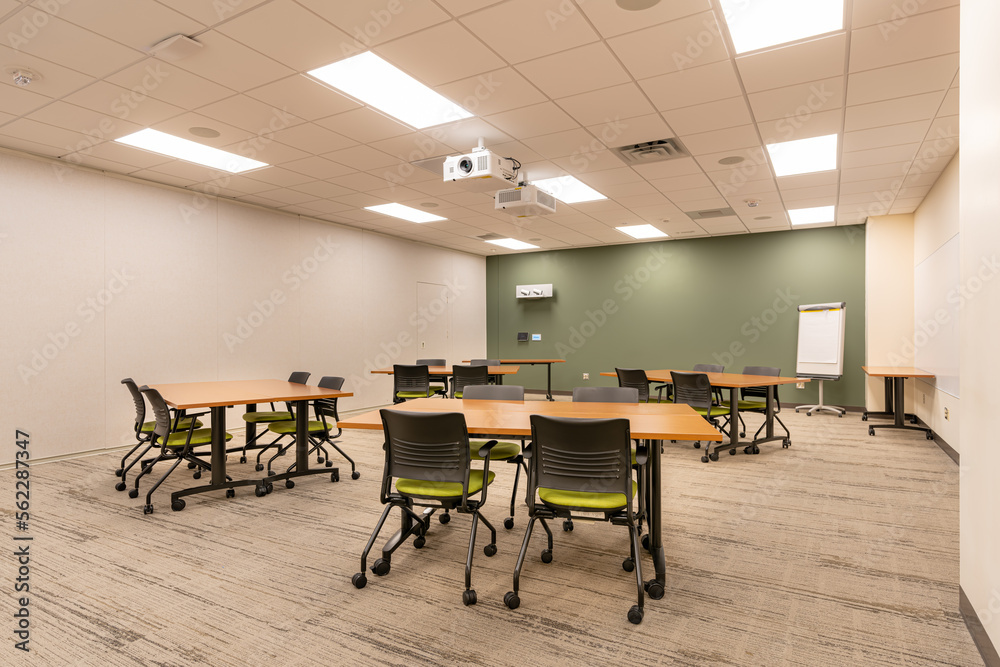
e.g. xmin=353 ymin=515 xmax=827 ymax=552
xmin=1 ymin=402 xmax=983 ymax=666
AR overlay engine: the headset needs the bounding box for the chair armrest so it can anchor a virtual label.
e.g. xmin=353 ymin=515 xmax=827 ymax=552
xmin=634 ymin=443 xmax=649 ymax=466
xmin=477 ymin=440 xmax=499 ymax=459
xmin=522 ymin=442 xmax=533 ymax=459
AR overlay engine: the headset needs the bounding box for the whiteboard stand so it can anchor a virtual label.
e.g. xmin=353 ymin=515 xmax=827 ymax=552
xmin=795 ymin=379 xmax=845 ymax=417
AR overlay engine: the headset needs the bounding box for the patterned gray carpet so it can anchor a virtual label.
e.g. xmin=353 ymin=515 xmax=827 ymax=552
xmin=2 ymin=404 xmax=983 ymax=666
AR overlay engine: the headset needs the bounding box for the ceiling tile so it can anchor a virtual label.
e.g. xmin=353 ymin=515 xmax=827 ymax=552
xmin=755 ymin=109 xmax=843 ymax=144
xmin=162 ymin=0 xmax=271 ymax=26
xmin=331 ymin=171 xmax=390 ymax=192
xmin=0 ymin=135 xmax=65 ymax=157
xmin=263 ymin=122 xmax=355 ymax=154
xmin=852 ymin=0 xmax=958 ymax=30
xmin=196 ymin=95 xmax=305 ymax=135
xmin=640 ymin=60 xmax=742 ymax=111
xmin=661 ymin=96 xmax=753 ymax=136
xmin=839 ymin=178 xmax=899 ymax=195
xmin=552 ymin=149 xmax=626 ymax=174
xmin=68 ymin=141 xmax=171 ymax=169
xmin=578 ymin=0 xmax=709 ymax=38
xmin=777 ymin=183 xmax=838 ymax=201
xmin=40 ymin=0 xmax=203 ymax=50
xmin=555 ymin=83 xmax=654 ymax=128
xmin=436 ymin=67 xmax=546 ymax=117
xmin=681 ymin=124 xmax=759 ymax=155
xmin=316 ymin=107 xmax=411 ymax=143
xmin=108 ymin=61 xmax=234 ymax=109
xmin=63 ymin=81 xmax=185 ymax=127
xmin=0 ymin=117 xmax=90 ymax=151
xmin=153 ymin=111 xmax=254 ymax=148
xmin=128 ymin=169 xmax=197 ymax=188
xmin=849 ymin=6 xmax=959 ymax=73
xmin=521 ymin=128 xmax=604 ymax=160
xmin=607 ymin=11 xmax=728 ymax=80
xmin=254 ymin=188 xmax=319 ymax=205
xmin=460 ymin=0 xmax=599 ymax=64
xmin=841 ymin=161 xmax=910 ymax=183
xmin=298 ymin=0 xmax=449 ymax=49
xmin=27 ymin=101 xmax=143 ymax=142
xmin=281 ymin=156 xmax=356 ymax=179
xmin=938 ymin=88 xmax=959 ymax=116
xmin=217 ymin=0 xmax=353 ymax=71
xmin=926 ymin=115 xmax=959 ymax=139
xmin=747 ymin=77 xmax=843 ymax=121
xmin=486 ymin=102 xmax=578 ymax=138
xmin=289 ymin=180 xmax=355 ymax=199
xmin=669 ymin=186 xmax=726 ymax=203
xmin=425 ymin=117 xmax=511 ymax=152
xmin=243 ymin=166 xmax=314 ymax=188
xmin=647 ymin=172 xmax=714 ymax=193
xmin=375 ymin=21 xmax=504 ymax=87
xmin=246 ymin=75 xmax=361 ymax=121
xmin=697 ymin=216 xmax=748 ymax=235
xmin=845 ymin=54 xmax=958 ymax=106
xmin=842 ymin=120 xmax=931 ymax=152
xmin=0 ymin=43 xmax=94 ymax=98
xmin=0 ymin=83 xmax=49 ymax=116
xmin=631 ymin=156 xmax=703 ymax=180
xmin=171 ymin=31 xmax=293 ymax=92
xmin=844 ymin=92 xmax=943 ymax=131
xmin=323 ymin=145 xmax=401 ymax=171
xmin=586 ymin=114 xmax=673 ymax=147
xmin=775 ymin=171 xmax=839 ymax=190
xmin=841 ymin=143 xmax=919 ymax=169
xmin=222 ymin=138 xmax=310 ymax=166
xmin=737 ymin=33 xmax=847 ymax=93
xmin=516 ymin=42 xmax=630 ymax=99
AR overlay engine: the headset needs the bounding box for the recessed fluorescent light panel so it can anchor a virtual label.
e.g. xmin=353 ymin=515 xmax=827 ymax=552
xmin=115 ymin=129 xmax=267 ymax=173
xmin=533 ymin=176 xmax=606 ymax=204
xmin=308 ymin=52 xmax=473 ymax=129
xmin=365 ymin=203 xmax=446 ymax=223
xmin=719 ymin=0 xmax=844 ymax=54
xmin=788 ymin=205 xmax=835 ymax=226
xmin=486 ymin=238 xmax=538 ymax=250
xmin=766 ymin=134 xmax=838 ymax=177
xmin=617 ymin=224 xmax=668 ymax=239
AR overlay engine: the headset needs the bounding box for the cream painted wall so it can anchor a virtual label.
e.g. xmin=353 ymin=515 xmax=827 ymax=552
xmin=0 ymin=150 xmax=486 ymax=463
xmin=913 ymin=155 xmax=960 ymax=450
xmin=961 ymin=0 xmax=1000 ymax=649
xmin=864 ymin=214 xmax=916 ymax=413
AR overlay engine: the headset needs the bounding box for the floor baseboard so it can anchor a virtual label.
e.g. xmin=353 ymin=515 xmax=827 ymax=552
xmin=961 ymin=586 xmax=1000 ymax=666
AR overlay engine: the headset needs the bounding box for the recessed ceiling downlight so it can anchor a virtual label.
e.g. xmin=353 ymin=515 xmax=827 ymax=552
xmin=189 ymin=126 xmax=221 ymax=138
xmin=616 ymin=0 xmax=661 ymax=10
xmin=718 ymin=156 xmax=745 ymax=165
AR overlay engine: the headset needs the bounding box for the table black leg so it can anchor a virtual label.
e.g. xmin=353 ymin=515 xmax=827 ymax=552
xmin=868 ymin=377 xmax=933 ymax=439
xmin=644 ymin=438 xmax=665 ymax=599
xmin=171 ymin=405 xmax=260 ymax=506
xmin=864 ymin=377 xmax=896 ymax=421
xmin=263 ymin=399 xmax=340 ymax=489
xmin=546 ymin=363 xmax=553 ymax=401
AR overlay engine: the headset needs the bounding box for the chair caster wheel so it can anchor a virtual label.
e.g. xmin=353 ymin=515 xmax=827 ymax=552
xmin=439 ymin=512 xmax=451 ymax=524
xmin=239 ymin=456 xmax=247 ymax=464
xmin=351 ymin=573 xmax=367 ymax=589
xmin=645 ymin=581 xmax=664 ymax=600
xmin=254 ymin=485 xmax=266 ymax=497
xmin=503 ymin=517 xmax=514 ymax=530
xmin=462 ymin=589 xmax=477 ymax=606
xmin=115 ymin=481 xmax=127 ymax=491
xmin=740 ymin=432 xmax=746 ymax=438
xmin=143 ymin=505 xmax=153 ymax=515
xmin=868 ymin=427 xmax=875 ymax=436
xmin=729 ymin=449 xmax=736 ymax=456
xmin=628 ymin=605 xmax=644 ymax=625
xmin=693 ymin=442 xmax=701 ymax=449
xmin=783 ymin=439 xmax=791 ymax=448
xmin=255 ymin=464 xmax=264 ymax=472
xmin=752 ymin=445 xmax=760 ymax=455
xmin=371 ymin=558 xmax=390 ymax=576
xmin=413 ymin=536 xmax=425 ymax=549
xmin=709 ymin=452 xmax=719 ymax=461
xmin=562 ymin=520 xmax=573 ymax=532
xmin=187 ymin=462 xmax=196 ymax=469
xmin=285 ymin=480 xmax=295 ymax=489
xmin=316 ymin=457 xmax=325 ymax=464
xmin=503 ymin=591 xmax=520 ymax=609
xmin=266 ymin=483 xmax=273 ymax=494
xmin=484 ymin=544 xmax=497 ymax=557
xmin=115 ymin=468 xmax=124 ymax=477
xmin=541 ymin=549 xmax=553 ymax=563
xmin=743 ymin=446 xmax=751 ymax=455
xmin=351 ymin=471 xmax=361 ymax=480
xmin=641 ymin=534 xmax=650 ymax=551
xmin=701 ymin=455 xmax=709 ymax=463
xmin=622 ymin=558 xmax=634 ymax=572
xmin=332 ymin=471 xmax=340 ymax=482
xmin=128 ymin=489 xmax=139 ymax=499
xmin=171 ymin=499 xmax=185 ymax=512
xmin=927 ymin=432 xmax=934 ymax=440
xmin=226 ymin=489 xmax=235 ymax=498
xmin=193 ymin=471 xmax=201 ymax=480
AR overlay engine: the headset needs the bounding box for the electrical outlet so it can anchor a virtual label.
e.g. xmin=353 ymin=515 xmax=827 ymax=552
xmin=582 ymin=373 xmax=589 ymax=380
xmin=944 ymin=407 xmax=949 ymax=421
xmin=796 ymin=382 xmax=804 ymax=389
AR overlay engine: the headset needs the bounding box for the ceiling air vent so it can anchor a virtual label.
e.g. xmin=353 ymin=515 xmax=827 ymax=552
xmin=477 ymin=233 xmax=504 ymax=241
xmin=686 ymin=207 xmax=736 ymax=220
xmin=612 ymin=138 xmax=689 ymax=165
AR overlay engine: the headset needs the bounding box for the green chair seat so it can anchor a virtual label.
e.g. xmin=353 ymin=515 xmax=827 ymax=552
xmin=718 ymin=400 xmax=767 ymax=411
xmin=396 ymin=390 xmax=433 ymax=399
xmin=538 ymin=480 xmax=638 ymax=511
xmin=242 ymin=411 xmax=292 ymax=423
xmin=163 ymin=429 xmax=232 ymax=448
xmin=140 ymin=417 xmax=202 ymax=433
xmin=469 ymin=440 xmax=520 ymax=461
xmin=267 ymin=420 xmax=332 ymax=435
xmin=396 ymin=470 xmax=495 ymax=498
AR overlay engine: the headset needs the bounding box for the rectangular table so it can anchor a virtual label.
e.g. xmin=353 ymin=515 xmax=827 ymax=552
xmin=861 ymin=366 xmax=934 ymax=439
xmin=151 ymin=379 xmax=353 ymax=503
xmin=338 ymin=397 xmax=722 ymax=598
xmin=463 ymin=359 xmax=566 ymax=401
xmin=601 ymin=370 xmax=806 ymax=458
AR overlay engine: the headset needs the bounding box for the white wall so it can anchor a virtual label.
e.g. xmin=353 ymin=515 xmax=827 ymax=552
xmin=864 ymin=214 xmax=915 ymax=413
xmin=913 ymin=155 xmax=960 ymax=449
xmin=960 ymin=0 xmax=1000 ymax=650
xmin=0 ymin=150 xmax=486 ymax=462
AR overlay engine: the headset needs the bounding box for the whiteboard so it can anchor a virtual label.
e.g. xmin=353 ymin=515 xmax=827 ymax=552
xmin=914 ymin=235 xmax=960 ymax=397
xmin=796 ymin=302 xmax=846 ymax=378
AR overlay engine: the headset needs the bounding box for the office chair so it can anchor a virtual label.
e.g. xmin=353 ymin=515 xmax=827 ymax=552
xmin=450 ymin=364 xmax=490 ymax=398
xmin=469 ymin=358 xmax=502 ymax=384
xmin=261 ymin=376 xmax=359 ymax=482
xmin=503 ymin=414 xmax=646 ymax=624
xmin=132 ymin=386 xmax=232 ymax=514
xmin=392 ymin=364 xmax=435 ymax=403
xmin=615 ymin=368 xmax=651 ymax=402
xmin=670 ymin=371 xmax=724 ymax=462
xmin=351 ymin=410 xmax=499 ymax=606
xmin=115 ymin=378 xmax=202 ymax=492
xmin=462 ymin=384 xmax=526 ymax=530
xmin=416 ymin=358 xmax=448 ymax=396
xmin=240 ymin=371 xmax=310 ymax=463
xmin=718 ymin=366 xmax=790 ymax=454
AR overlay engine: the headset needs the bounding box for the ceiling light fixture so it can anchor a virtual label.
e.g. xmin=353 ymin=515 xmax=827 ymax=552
xmin=616 ymin=0 xmax=661 ymax=10
xmin=365 ymin=203 xmax=446 ymax=223
xmin=189 ymin=126 xmax=221 ymax=138
xmin=788 ymin=205 xmax=835 ymax=226
xmin=718 ymin=0 xmax=844 ymax=54
xmin=617 ymin=224 xmax=668 ymax=239
xmin=533 ymin=176 xmax=606 ymax=204
xmin=115 ymin=129 xmax=268 ymax=173
xmin=766 ymin=134 xmax=838 ymax=177
xmin=308 ymin=52 xmax=473 ymax=129
xmin=718 ymin=155 xmax=744 ymax=165
xmin=486 ymin=238 xmax=538 ymax=250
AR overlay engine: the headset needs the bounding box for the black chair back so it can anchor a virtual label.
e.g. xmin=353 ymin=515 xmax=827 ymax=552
xmin=288 ymin=371 xmax=310 ymax=384
xmin=741 ymin=366 xmax=779 ymax=402
xmin=393 ymin=364 xmax=430 ymax=397
xmin=416 ymin=358 xmax=445 ymax=368
xmin=469 ymin=359 xmax=500 ymax=367
xmin=529 ymin=415 xmax=633 ymax=500
xmin=462 ymin=385 xmax=525 ymax=401
xmin=615 ymin=368 xmax=649 ymax=402
xmin=451 ymin=365 xmax=489 ymax=397
xmin=670 ymin=371 xmax=713 ymax=411
xmin=379 ymin=410 xmax=471 ymax=496
xmin=138 ymin=385 xmax=173 ymax=442
xmin=572 ymin=386 xmax=638 ymax=403
xmin=122 ymin=378 xmax=146 ymax=432
xmin=315 ymin=376 xmax=345 ymax=420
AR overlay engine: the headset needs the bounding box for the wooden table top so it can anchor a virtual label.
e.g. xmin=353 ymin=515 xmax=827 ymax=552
xmin=599 ymin=370 xmax=806 ymax=388
xmin=150 ymin=379 xmax=353 ymax=410
xmin=462 ymin=359 xmax=566 ymax=364
xmin=370 ymin=366 xmax=518 ymax=375
xmin=338 ymin=398 xmax=723 ymax=441
xmin=862 ymin=366 xmax=935 ymax=378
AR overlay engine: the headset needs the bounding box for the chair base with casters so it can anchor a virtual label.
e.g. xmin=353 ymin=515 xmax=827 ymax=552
xmin=436 ymin=439 xmax=523 ymax=530
xmin=115 ymin=415 xmax=203 ymax=492
xmin=130 ymin=427 xmax=232 ymax=514
xmin=260 ymin=420 xmax=359 ymax=481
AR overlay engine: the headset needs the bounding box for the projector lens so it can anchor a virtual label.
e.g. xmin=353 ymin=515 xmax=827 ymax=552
xmin=458 ymin=157 xmax=473 ymax=173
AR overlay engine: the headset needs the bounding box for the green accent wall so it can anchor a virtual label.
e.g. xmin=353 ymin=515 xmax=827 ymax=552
xmin=486 ymin=225 xmax=867 ymax=406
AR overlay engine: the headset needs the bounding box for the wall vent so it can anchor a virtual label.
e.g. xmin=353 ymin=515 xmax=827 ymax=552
xmin=612 ymin=138 xmax=689 ymax=165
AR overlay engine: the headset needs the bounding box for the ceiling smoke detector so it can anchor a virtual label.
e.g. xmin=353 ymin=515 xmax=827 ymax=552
xmin=9 ymin=68 xmax=38 ymax=87
xmin=744 ymin=199 xmax=760 ymax=208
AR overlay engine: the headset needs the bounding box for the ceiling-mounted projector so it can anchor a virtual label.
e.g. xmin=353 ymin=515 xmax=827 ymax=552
xmin=443 ymin=148 xmax=516 ymax=192
xmin=495 ymin=184 xmax=556 ymax=217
